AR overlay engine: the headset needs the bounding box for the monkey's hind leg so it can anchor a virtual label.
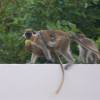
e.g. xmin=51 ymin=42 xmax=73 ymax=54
xmin=57 ymin=50 xmax=74 ymax=70
xmin=63 ymin=51 xmax=74 ymax=70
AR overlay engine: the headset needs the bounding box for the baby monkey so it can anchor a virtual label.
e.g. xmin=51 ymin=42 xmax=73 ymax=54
xmin=76 ymin=34 xmax=100 ymax=63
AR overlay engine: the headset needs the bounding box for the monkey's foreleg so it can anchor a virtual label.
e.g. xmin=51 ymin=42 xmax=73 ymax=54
xmin=37 ymin=39 xmax=54 ymax=63
xmin=40 ymin=46 xmax=54 ymax=63
xmin=31 ymin=42 xmax=54 ymax=63
xmin=30 ymin=53 xmax=38 ymax=64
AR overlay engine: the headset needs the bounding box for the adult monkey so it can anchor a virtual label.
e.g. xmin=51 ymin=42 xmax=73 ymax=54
xmin=24 ymin=29 xmax=74 ymax=65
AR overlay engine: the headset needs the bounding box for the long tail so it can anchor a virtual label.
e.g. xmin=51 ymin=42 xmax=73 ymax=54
xmin=54 ymin=50 xmax=65 ymax=94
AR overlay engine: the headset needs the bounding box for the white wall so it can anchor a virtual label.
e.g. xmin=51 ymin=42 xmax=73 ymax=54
xmin=0 ymin=64 xmax=100 ymax=100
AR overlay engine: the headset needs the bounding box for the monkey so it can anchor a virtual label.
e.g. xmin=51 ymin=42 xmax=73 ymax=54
xmin=24 ymin=29 xmax=74 ymax=65
xmin=74 ymin=34 xmax=100 ymax=63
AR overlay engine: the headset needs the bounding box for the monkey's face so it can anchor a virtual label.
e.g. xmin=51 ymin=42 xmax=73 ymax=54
xmin=24 ymin=32 xmax=36 ymax=39
xmin=23 ymin=29 xmax=36 ymax=39
xmin=24 ymin=32 xmax=33 ymax=39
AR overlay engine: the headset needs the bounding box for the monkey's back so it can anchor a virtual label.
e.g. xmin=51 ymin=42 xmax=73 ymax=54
xmin=40 ymin=30 xmax=70 ymax=49
xmin=29 ymin=30 xmax=70 ymax=56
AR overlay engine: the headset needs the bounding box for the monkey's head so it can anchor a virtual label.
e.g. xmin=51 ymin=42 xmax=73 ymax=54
xmin=23 ymin=29 xmax=34 ymax=52
xmin=23 ymin=28 xmax=36 ymax=39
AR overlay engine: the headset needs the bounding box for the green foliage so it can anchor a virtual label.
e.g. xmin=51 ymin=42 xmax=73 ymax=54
xmin=0 ymin=33 xmax=31 ymax=63
xmin=0 ymin=0 xmax=100 ymax=63
xmin=47 ymin=20 xmax=79 ymax=32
